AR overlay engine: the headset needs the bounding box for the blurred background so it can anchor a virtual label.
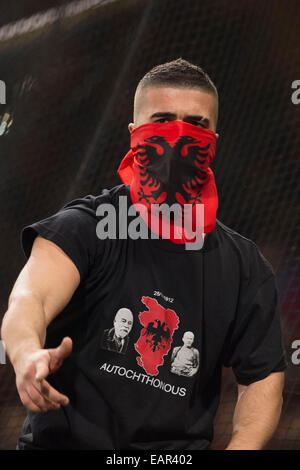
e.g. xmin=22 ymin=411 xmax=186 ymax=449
xmin=0 ymin=0 xmax=299 ymax=450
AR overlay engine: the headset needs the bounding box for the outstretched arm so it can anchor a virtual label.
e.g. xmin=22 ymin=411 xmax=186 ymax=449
xmin=1 ymin=235 xmax=80 ymax=413
xmin=225 ymin=371 xmax=284 ymax=450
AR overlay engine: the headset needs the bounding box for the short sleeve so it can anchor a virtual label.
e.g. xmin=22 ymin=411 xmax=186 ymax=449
xmin=222 ymin=249 xmax=288 ymax=385
xmin=21 ymin=195 xmax=100 ymax=281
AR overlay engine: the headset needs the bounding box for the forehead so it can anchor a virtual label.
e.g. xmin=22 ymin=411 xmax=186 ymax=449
xmin=184 ymin=332 xmax=194 ymax=339
xmin=115 ymin=310 xmax=132 ymax=321
xmin=135 ymin=85 xmax=218 ymax=128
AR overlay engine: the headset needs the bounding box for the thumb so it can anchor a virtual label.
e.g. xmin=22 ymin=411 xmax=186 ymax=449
xmin=35 ymin=359 xmax=50 ymax=382
xmin=54 ymin=336 xmax=73 ymax=361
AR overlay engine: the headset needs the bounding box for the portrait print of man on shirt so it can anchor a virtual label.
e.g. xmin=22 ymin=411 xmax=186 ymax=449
xmin=101 ymin=308 xmax=133 ymax=354
xmin=170 ymin=331 xmax=200 ymax=377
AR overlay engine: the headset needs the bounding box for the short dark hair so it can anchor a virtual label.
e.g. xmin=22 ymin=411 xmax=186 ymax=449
xmin=136 ymin=57 xmax=218 ymax=98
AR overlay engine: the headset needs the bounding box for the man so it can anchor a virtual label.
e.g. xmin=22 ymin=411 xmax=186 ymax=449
xmin=1 ymin=58 xmax=287 ymax=450
xmin=171 ymin=331 xmax=199 ymax=377
xmin=101 ymin=307 xmax=133 ymax=354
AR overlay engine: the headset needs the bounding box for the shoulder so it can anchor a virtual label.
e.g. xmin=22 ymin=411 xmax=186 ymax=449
xmin=37 ymin=184 xmax=129 ymax=233
xmin=214 ymin=219 xmax=275 ymax=280
xmin=215 ymin=219 xmax=259 ymax=250
xmin=103 ymin=327 xmax=114 ymax=338
xmin=21 ymin=185 xmax=125 ymax=246
xmin=61 ymin=184 xmax=128 ymax=215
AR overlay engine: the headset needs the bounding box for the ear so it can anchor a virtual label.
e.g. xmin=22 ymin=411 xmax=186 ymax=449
xmin=215 ymin=133 xmax=219 ymax=139
xmin=128 ymin=122 xmax=135 ymax=134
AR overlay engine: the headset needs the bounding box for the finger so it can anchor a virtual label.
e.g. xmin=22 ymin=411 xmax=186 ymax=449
xmin=34 ymin=380 xmax=62 ymax=408
xmin=19 ymin=389 xmax=46 ymax=413
xmin=35 ymin=360 xmax=50 ymax=382
xmin=39 ymin=379 xmax=69 ymax=406
xmin=27 ymin=383 xmax=59 ymax=411
xmin=52 ymin=337 xmax=73 ymax=361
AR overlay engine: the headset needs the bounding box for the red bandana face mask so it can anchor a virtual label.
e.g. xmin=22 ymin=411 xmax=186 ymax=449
xmin=118 ymin=121 xmax=218 ymax=245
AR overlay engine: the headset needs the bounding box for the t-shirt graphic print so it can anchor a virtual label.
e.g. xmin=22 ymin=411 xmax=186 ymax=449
xmin=135 ymin=296 xmax=180 ymax=376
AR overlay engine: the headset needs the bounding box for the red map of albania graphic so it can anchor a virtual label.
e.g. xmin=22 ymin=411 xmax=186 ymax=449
xmin=135 ymin=296 xmax=179 ymax=375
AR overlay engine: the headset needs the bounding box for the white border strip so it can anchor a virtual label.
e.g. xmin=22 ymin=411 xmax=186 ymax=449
xmin=0 ymin=340 xmax=6 ymax=364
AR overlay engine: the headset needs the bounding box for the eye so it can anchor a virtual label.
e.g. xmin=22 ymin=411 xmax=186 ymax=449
xmin=190 ymin=121 xmax=206 ymax=128
xmin=155 ymin=118 xmax=169 ymax=123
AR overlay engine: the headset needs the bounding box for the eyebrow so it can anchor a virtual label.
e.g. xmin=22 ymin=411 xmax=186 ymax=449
xmin=150 ymin=112 xmax=210 ymax=127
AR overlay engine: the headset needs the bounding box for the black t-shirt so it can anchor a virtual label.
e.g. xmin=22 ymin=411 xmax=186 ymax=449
xmin=18 ymin=184 xmax=287 ymax=450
